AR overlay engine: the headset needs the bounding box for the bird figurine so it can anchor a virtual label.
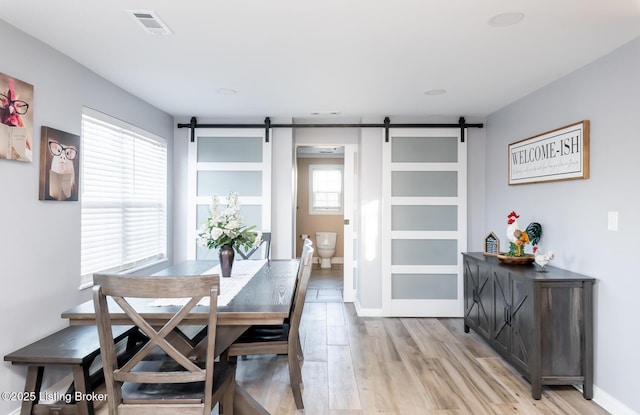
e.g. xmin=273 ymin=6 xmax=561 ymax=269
xmin=505 ymin=211 xmax=543 ymax=257
xmin=506 ymin=211 xmax=520 ymax=245
xmin=533 ymin=246 xmax=554 ymax=272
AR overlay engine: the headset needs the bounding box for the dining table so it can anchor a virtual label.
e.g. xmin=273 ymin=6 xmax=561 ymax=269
xmin=61 ymin=259 xmax=300 ymax=415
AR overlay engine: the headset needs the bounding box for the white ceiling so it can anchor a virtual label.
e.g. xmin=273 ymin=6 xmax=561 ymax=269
xmin=2 ymin=0 xmax=640 ymax=120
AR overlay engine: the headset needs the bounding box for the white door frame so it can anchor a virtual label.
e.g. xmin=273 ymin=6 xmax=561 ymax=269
xmin=293 ymin=143 xmax=357 ymax=303
xmin=342 ymin=144 xmax=356 ymax=302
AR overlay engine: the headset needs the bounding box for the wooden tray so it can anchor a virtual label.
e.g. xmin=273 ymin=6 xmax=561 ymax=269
xmin=497 ymin=254 xmax=534 ymax=264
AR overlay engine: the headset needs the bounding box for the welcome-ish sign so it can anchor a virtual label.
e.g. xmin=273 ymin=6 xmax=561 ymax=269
xmin=508 ymin=120 xmax=589 ymax=185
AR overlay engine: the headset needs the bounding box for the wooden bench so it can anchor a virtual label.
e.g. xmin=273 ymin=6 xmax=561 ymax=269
xmin=4 ymin=325 xmax=145 ymax=415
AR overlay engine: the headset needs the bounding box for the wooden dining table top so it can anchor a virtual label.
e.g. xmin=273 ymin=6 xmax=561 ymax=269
xmin=62 ymin=259 xmax=300 ymax=327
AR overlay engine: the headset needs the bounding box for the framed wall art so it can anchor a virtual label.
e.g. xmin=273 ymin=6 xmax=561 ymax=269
xmin=0 ymin=72 xmax=34 ymax=162
xmin=508 ymin=120 xmax=589 ymax=185
xmin=39 ymin=126 xmax=80 ymax=201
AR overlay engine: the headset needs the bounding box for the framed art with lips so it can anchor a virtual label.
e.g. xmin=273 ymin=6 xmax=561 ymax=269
xmin=0 ymin=72 xmax=34 ymax=162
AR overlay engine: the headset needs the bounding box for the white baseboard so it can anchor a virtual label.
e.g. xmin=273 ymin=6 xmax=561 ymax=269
xmin=575 ymin=384 xmax=639 ymax=415
xmin=353 ymin=298 xmax=383 ymax=317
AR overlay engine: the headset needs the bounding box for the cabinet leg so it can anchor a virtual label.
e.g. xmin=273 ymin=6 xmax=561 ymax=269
xmin=531 ymin=381 xmax=542 ymax=400
xmin=583 ymin=381 xmax=593 ymax=400
xmin=464 ymin=324 xmax=469 ymax=333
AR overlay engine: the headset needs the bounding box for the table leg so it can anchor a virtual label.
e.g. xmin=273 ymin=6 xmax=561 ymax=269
xmin=72 ymin=365 xmax=92 ymax=415
xmin=233 ymin=382 xmax=270 ymax=415
xmin=21 ymin=366 xmax=43 ymax=415
xmin=214 ymin=326 xmax=250 ymax=357
xmin=217 ymin=326 xmax=272 ymax=414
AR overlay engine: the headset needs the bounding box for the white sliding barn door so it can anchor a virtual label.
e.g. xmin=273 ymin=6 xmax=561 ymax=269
xmin=188 ymin=129 xmax=271 ymax=260
xmin=382 ymin=129 xmax=467 ymax=317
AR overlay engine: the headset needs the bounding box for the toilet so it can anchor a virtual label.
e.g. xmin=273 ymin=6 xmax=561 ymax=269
xmin=315 ymin=232 xmax=337 ymax=269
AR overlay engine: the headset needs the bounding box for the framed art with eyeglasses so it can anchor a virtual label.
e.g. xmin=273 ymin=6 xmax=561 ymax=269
xmin=39 ymin=126 xmax=81 ymax=201
xmin=1 ymin=72 xmax=34 ymax=162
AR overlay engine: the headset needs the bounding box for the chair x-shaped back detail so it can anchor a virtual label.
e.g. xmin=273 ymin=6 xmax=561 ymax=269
xmin=93 ymin=274 xmax=235 ymax=415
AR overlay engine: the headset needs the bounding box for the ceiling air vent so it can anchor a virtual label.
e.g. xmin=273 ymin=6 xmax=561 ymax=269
xmin=126 ymin=10 xmax=172 ymax=35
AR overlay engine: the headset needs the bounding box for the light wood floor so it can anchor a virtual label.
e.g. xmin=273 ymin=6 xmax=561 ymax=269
xmin=96 ymin=269 xmax=609 ymax=415
xmin=233 ymin=302 xmax=608 ymax=414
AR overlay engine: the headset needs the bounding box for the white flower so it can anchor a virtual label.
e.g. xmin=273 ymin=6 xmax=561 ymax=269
xmin=210 ymin=227 xmax=223 ymax=240
xmin=199 ymin=192 xmax=258 ymax=250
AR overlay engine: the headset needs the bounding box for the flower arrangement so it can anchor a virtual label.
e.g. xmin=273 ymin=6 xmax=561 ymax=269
xmin=197 ymin=192 xmax=261 ymax=251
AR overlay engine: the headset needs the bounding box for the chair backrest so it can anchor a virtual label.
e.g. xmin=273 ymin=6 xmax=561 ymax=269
xmin=93 ymin=273 xmax=220 ymax=413
xmin=287 ymin=242 xmax=314 ymax=342
xmin=235 ymin=231 xmax=271 ymax=260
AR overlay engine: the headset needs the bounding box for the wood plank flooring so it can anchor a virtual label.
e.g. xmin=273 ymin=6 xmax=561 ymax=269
xmin=93 ymin=268 xmax=608 ymax=415
xmin=232 ymin=300 xmax=609 ymax=415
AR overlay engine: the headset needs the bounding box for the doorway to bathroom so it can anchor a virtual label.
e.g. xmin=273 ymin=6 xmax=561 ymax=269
xmin=294 ymin=144 xmax=356 ymax=303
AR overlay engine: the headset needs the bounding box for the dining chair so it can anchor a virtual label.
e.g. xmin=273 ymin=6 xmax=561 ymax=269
xmin=93 ymin=273 xmax=236 ymax=415
xmin=222 ymin=241 xmax=314 ymax=409
xmin=235 ymin=231 xmax=271 ymax=260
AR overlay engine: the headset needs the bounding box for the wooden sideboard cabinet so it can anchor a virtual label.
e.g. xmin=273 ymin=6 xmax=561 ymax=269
xmin=462 ymin=252 xmax=594 ymax=400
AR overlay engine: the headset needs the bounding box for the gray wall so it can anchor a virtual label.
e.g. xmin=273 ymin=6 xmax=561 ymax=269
xmin=485 ymin=36 xmax=640 ymax=413
xmin=0 ymin=20 xmax=174 ymax=414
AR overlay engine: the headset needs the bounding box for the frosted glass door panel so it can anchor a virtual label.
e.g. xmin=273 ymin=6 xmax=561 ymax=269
xmin=392 ymin=205 xmax=457 ymax=231
xmin=197 ymin=205 xmax=262 ymax=230
xmin=392 ymin=239 xmax=458 ymax=265
xmin=189 ymin=128 xmax=271 ymax=261
xmin=197 ymin=171 xmax=262 ymax=196
xmin=392 ymin=137 xmax=458 ymax=163
xmin=196 ymin=245 xmax=221 ymax=260
xmin=392 ymin=274 xmax=458 ymax=299
xmin=197 ymin=136 xmax=263 ymax=162
xmin=392 ymin=171 xmax=457 ymax=197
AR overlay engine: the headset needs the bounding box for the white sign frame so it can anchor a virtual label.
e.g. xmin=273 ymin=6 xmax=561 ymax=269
xmin=508 ymin=120 xmax=589 ymax=185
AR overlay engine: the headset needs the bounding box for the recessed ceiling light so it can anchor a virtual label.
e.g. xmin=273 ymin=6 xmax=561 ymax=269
xmin=424 ymin=89 xmax=446 ymax=96
xmin=487 ymin=12 xmax=525 ymax=27
xmin=216 ymin=88 xmax=237 ymax=95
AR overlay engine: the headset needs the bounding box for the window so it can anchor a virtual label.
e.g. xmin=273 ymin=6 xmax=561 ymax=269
xmin=309 ymin=164 xmax=343 ymax=215
xmin=80 ymin=108 xmax=167 ymax=287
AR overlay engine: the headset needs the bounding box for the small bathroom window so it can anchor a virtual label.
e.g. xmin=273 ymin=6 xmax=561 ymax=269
xmin=309 ymin=164 xmax=343 ymax=215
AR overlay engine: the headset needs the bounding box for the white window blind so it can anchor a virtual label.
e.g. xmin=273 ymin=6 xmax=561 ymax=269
xmin=80 ymin=109 xmax=167 ymax=286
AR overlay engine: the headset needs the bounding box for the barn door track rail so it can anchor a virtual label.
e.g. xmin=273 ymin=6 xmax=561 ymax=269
xmin=177 ymin=116 xmax=483 ymax=143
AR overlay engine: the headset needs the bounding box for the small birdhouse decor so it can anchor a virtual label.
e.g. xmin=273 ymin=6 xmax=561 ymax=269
xmin=484 ymin=232 xmax=500 ymax=256
xmin=503 ymin=211 xmax=542 ymax=260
